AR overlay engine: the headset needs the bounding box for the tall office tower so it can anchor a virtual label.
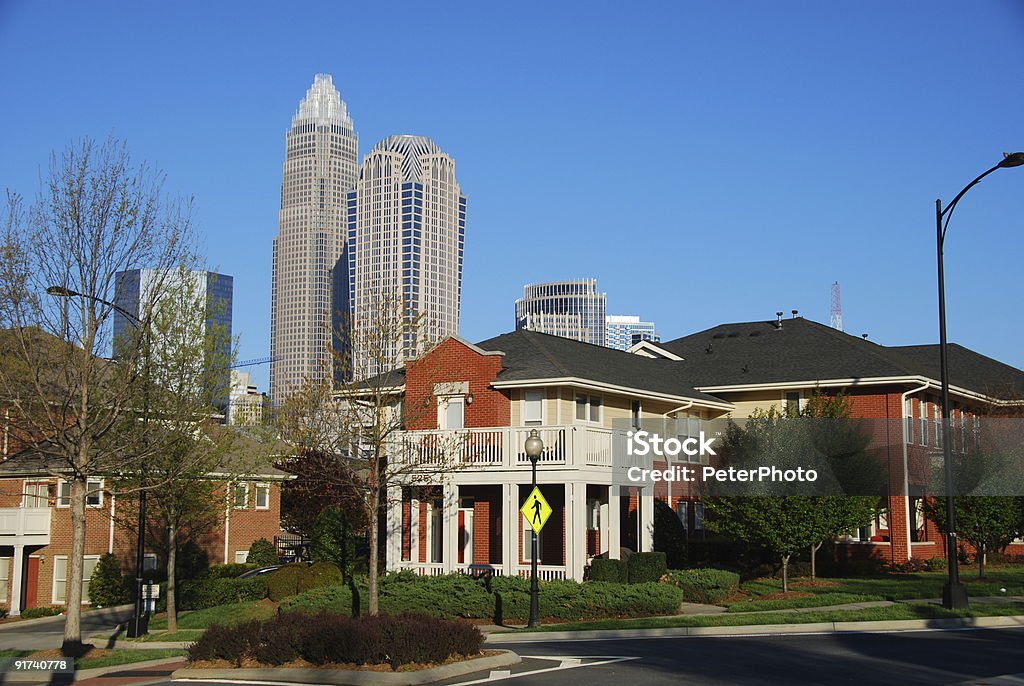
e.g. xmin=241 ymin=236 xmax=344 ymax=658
xmin=228 ymin=371 xmax=267 ymax=427
xmin=270 ymin=74 xmax=358 ymax=405
xmin=344 ymin=135 xmax=466 ymax=379
xmin=514 ymin=279 xmax=607 ymax=346
xmin=606 ymin=315 xmax=659 ymax=351
xmin=113 ymin=268 xmax=233 ymax=409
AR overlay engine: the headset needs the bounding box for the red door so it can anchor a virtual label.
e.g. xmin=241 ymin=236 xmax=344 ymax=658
xmin=25 ymin=557 xmax=40 ymax=609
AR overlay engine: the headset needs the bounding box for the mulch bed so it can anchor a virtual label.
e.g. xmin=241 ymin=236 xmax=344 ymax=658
xmin=186 ymin=649 xmax=503 ymax=673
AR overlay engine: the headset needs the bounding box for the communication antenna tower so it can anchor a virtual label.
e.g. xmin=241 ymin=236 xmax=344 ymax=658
xmin=830 ymin=281 xmax=843 ymax=331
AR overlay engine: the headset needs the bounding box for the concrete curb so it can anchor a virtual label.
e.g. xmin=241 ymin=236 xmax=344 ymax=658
xmin=171 ymin=650 xmax=521 ymax=685
xmin=0 ymin=604 xmax=134 ymax=633
xmin=486 ymin=614 xmax=1024 ymax=642
xmin=0 ymin=656 xmax=184 ymax=683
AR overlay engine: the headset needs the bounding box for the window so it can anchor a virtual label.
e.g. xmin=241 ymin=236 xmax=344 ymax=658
xmin=23 ymin=482 xmax=49 ymax=508
xmin=675 ymin=501 xmax=688 ymax=529
xmin=0 ymin=558 xmax=8 ymax=602
xmin=523 ymin=526 xmax=542 ymax=563
xmin=904 ymin=398 xmax=913 ymax=444
xmin=919 ymin=400 xmax=929 ymax=447
xmin=586 ymin=499 xmax=601 ymax=530
xmin=575 ymin=395 xmax=601 ymax=423
xmin=693 ymin=502 xmax=705 ymax=531
xmin=523 ymin=391 xmax=543 ymax=426
xmin=57 ymin=480 xmax=103 ymax=508
xmin=143 ymin=554 xmax=157 ymax=571
xmin=784 ymin=392 xmax=801 ymax=416
xmin=631 ymin=401 xmax=641 ymax=430
xmin=233 ymin=483 xmax=249 ymax=509
xmin=54 ymin=555 xmax=99 ymax=604
xmin=235 ymin=551 xmax=249 ymax=563
xmin=934 ymin=404 xmax=943 ymax=449
xmin=438 ymin=396 xmax=465 ymax=430
xmin=255 ymin=483 xmax=270 ymax=510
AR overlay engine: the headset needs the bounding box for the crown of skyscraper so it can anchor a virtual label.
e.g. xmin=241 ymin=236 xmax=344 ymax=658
xmin=291 ymin=73 xmax=353 ymax=129
xmin=366 ymin=134 xmax=448 ymax=184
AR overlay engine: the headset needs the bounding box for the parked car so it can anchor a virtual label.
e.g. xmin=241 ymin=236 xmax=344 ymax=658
xmin=239 ymin=565 xmax=281 ymax=579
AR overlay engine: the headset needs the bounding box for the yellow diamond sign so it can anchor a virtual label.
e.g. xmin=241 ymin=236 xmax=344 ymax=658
xmin=520 ymin=486 xmax=553 ymax=534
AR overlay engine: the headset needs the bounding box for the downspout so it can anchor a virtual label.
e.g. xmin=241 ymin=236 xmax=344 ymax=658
xmin=901 ymin=381 xmax=930 ymax=563
xmin=223 ymin=487 xmax=231 ymax=564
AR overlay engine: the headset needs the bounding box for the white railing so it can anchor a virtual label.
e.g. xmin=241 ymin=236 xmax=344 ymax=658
xmin=394 ymin=425 xmax=620 ymax=471
xmin=457 ymin=564 xmax=506 ymax=577
xmin=515 ymin=565 xmax=566 ymax=581
xmin=0 ymin=507 xmax=51 ymax=539
xmin=399 ymin=562 xmax=447 ymax=576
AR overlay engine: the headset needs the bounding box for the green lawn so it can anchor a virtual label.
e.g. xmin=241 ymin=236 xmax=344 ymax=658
xmin=512 ymin=601 xmax=1024 ymax=633
xmin=77 ymin=649 xmax=186 ymax=670
xmin=147 ymin=600 xmax=276 ymax=630
xmin=725 ymin=592 xmax=885 ymax=612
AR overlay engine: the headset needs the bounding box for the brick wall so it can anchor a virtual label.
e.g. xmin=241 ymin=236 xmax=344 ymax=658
xmin=405 ymin=338 xmax=509 ymax=430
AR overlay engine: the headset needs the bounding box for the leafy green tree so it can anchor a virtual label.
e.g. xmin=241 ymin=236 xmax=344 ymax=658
xmin=310 ymin=506 xmax=356 ymax=582
xmin=247 ymin=538 xmax=279 ymax=566
xmin=923 ymin=496 xmax=1021 ymax=578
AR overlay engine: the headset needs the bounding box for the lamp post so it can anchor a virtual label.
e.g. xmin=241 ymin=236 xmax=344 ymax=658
xmin=523 ymin=429 xmax=544 ymax=628
xmin=46 ymin=286 xmax=151 ymax=636
xmin=934 ymin=152 xmax=1024 ymax=610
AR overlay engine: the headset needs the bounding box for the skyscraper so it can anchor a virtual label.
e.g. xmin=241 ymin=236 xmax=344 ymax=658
xmin=113 ymin=268 xmax=233 ymax=408
xmin=606 ymin=315 xmax=659 ymax=350
xmin=270 ymin=74 xmax=358 ymax=405
xmin=514 ymin=279 xmax=607 ymax=346
xmin=344 ymin=135 xmax=466 ymax=379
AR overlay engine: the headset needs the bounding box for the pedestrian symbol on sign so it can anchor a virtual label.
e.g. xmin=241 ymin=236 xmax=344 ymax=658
xmin=520 ymin=486 xmax=552 ymax=534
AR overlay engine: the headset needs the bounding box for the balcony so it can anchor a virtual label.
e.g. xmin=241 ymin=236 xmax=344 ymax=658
xmin=393 ymin=425 xmax=622 ymax=471
xmin=0 ymin=507 xmax=51 ymax=544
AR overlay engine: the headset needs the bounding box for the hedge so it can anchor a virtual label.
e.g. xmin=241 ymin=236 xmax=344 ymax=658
xmin=267 ymin=564 xmax=308 ymax=601
xmin=21 ymin=606 xmax=62 ymax=619
xmin=628 ymin=552 xmax=667 ymax=584
xmin=589 ymin=558 xmax=628 ymax=582
xmin=178 ymin=577 xmax=269 ymax=610
xmin=297 ymin=562 xmax=342 ymax=593
xmin=247 ymin=539 xmax=279 ymax=567
xmin=661 ymin=568 xmax=740 ymax=604
xmin=189 ymin=612 xmax=482 ymax=670
xmin=280 ymin=572 xmax=682 ymax=622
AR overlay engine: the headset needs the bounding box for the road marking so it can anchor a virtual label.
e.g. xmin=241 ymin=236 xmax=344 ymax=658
xmin=447 ymin=656 xmax=639 ymax=685
xmin=488 ymin=669 xmax=512 ymax=679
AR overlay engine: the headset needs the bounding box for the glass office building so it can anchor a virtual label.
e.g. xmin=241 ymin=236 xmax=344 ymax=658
xmin=514 ymin=280 xmax=607 ymax=346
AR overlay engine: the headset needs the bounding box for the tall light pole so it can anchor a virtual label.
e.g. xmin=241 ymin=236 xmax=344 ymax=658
xmin=524 ymin=429 xmax=544 ymax=628
xmin=934 ymin=152 xmax=1024 ymax=610
xmin=46 ymin=286 xmax=151 ymax=636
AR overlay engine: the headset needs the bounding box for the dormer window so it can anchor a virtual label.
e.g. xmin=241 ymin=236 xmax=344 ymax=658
xmin=523 ymin=390 xmax=543 ymax=426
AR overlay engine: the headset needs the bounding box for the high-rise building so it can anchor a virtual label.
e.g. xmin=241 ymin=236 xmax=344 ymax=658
xmin=270 ymin=74 xmax=358 ymax=405
xmin=228 ymin=370 xmax=267 ymax=427
xmin=343 ymin=135 xmax=466 ymax=379
xmin=514 ymin=280 xmax=607 ymax=346
xmin=113 ymin=268 xmax=233 ymax=408
xmin=606 ymin=315 xmax=659 ymax=351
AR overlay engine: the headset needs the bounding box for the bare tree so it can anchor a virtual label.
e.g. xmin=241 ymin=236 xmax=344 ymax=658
xmin=276 ymin=293 xmax=465 ymax=615
xmin=0 ymin=138 xmax=198 ymax=654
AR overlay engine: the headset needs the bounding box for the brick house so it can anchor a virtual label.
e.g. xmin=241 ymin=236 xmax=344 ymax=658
xmin=0 ymin=435 xmax=288 ymax=616
xmin=378 ymin=320 xmax=1024 ymax=580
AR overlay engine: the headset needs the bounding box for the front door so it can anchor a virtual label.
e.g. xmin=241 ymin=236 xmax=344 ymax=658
xmin=25 ymin=557 xmax=40 ymax=609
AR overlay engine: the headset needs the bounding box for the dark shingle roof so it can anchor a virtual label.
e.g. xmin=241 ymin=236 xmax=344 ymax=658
xmin=660 ymin=318 xmax=1024 ymax=400
xmin=474 ymin=330 xmax=728 ymax=405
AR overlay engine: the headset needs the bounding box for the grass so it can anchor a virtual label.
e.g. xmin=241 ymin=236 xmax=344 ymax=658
xmin=725 ymin=592 xmax=884 ymax=612
xmin=510 ymin=601 xmax=1024 ymax=633
xmin=76 ymin=649 xmax=186 ymax=670
xmin=0 ymin=650 xmax=33 ymax=657
xmin=147 ymin=600 xmax=276 ymax=630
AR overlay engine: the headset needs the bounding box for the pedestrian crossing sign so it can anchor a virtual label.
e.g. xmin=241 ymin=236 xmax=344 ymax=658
xmin=520 ymin=486 xmax=552 ymax=534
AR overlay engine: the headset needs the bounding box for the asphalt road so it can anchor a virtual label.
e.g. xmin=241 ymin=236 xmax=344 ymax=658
xmin=441 ymin=628 xmax=1024 ymax=686
xmin=0 ymin=607 xmax=133 ymax=651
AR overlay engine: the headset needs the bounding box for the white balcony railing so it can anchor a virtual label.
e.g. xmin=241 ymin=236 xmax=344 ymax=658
xmin=393 ymin=425 xmax=631 ymax=471
xmin=0 ymin=507 xmax=51 ymax=540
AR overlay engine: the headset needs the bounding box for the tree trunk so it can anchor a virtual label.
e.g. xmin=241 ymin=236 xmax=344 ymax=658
xmin=978 ymin=542 xmax=986 ymax=579
xmin=367 ymin=488 xmax=380 ymax=615
xmin=167 ymin=524 xmax=178 ymax=633
xmin=62 ymin=478 xmax=88 ymax=655
xmin=810 ymin=542 xmax=823 ymax=583
xmin=781 ymin=554 xmax=790 ymax=593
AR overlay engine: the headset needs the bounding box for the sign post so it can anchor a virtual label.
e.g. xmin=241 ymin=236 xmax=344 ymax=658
xmin=521 ymin=430 xmax=546 ymax=628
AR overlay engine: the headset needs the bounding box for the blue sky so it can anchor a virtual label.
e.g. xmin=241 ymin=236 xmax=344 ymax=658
xmin=2 ymin=1 xmax=1022 ymax=391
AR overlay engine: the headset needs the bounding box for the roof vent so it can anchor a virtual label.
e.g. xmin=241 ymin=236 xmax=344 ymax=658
xmin=712 ymin=333 xmax=726 ymax=339
xmin=749 ymin=331 xmax=760 ymax=337
xmin=705 ymin=344 xmax=713 ymax=354
xmin=741 ymin=364 xmax=750 ymax=373
xmin=862 ymin=333 xmax=869 ymax=340
xmin=792 ymin=309 xmax=799 ymax=319
xmin=727 ymin=332 xmax=740 ymax=338
xmin=774 ymin=312 xmax=784 ymax=330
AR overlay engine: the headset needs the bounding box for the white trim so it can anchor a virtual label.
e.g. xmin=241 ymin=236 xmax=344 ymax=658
xmin=491 ymin=377 xmax=734 ymax=411
xmin=56 ymin=479 xmax=104 ymax=508
xmin=625 ymin=340 xmax=684 ymax=360
xmin=254 ymin=482 xmax=270 ymax=510
xmin=233 ymin=482 xmax=249 ymax=509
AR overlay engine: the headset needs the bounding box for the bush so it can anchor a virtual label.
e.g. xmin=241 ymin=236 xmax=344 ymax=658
xmin=628 ymin=552 xmax=667 ymax=583
xmin=188 ymin=611 xmax=482 ymax=669
xmin=179 ymin=577 xmax=269 ymax=610
xmin=297 ymin=562 xmax=343 ymax=593
xmin=21 ymin=606 xmax=63 ymax=619
xmin=88 ymin=553 xmax=131 ymax=607
xmin=247 ymin=539 xmax=278 ymax=567
xmin=885 ymin=558 xmax=929 ymax=574
xmin=204 ymin=563 xmax=260 ymax=579
xmin=311 ymin=507 xmax=357 ymax=581
xmin=267 ymin=563 xmax=308 ymax=601
xmin=662 ymin=568 xmax=740 ymax=604
xmin=589 ymin=558 xmax=628 ymax=583
xmin=654 ymin=499 xmax=687 ymax=568
xmin=0 ymin=607 xmax=7 ymax=619
xmin=177 ymin=541 xmax=209 ymax=581
xmin=926 ymin=557 xmax=948 ymax=571
xmin=280 ymin=583 xmax=358 ymax=616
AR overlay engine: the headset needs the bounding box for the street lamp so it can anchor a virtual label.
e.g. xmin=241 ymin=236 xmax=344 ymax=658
xmin=934 ymin=152 xmax=1024 ymax=610
xmin=46 ymin=285 xmax=151 ymax=636
xmin=524 ymin=429 xmax=544 ymax=628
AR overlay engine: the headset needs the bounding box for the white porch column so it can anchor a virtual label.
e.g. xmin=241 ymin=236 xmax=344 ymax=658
xmin=502 ymin=483 xmax=517 ymax=576
xmin=442 ymin=482 xmax=458 ymax=573
xmin=9 ymin=545 xmax=24 ymax=616
xmin=608 ymin=485 xmax=621 ymax=559
xmin=640 ymin=486 xmax=655 ymax=553
xmin=385 ymin=486 xmax=403 ymax=571
xmin=409 ymin=498 xmax=420 ymax=563
xmin=566 ymin=482 xmax=587 ymax=580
